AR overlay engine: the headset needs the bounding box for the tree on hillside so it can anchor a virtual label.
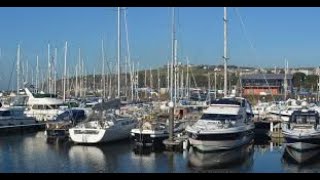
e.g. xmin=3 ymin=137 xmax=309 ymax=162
xmin=292 ymin=72 xmax=306 ymax=90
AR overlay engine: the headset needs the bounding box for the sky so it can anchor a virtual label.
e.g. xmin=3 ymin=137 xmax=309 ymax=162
xmin=0 ymin=7 xmax=319 ymax=90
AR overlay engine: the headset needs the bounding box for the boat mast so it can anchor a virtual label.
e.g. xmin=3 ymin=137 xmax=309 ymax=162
xmin=31 ymin=68 xmax=34 ymax=87
xmin=47 ymin=43 xmax=51 ymax=93
xmin=102 ymin=40 xmax=106 ymax=99
xmin=170 ymin=7 xmax=175 ymax=102
xmin=93 ymin=68 xmax=96 ymax=94
xmin=136 ymin=61 xmax=140 ymax=100
xmin=63 ymin=41 xmax=68 ymax=102
xmin=82 ymin=59 xmax=85 ymax=97
xmin=180 ymin=66 xmax=184 ymax=98
xmin=318 ymin=67 xmax=320 ymax=102
xmin=186 ymin=57 xmax=189 ymax=98
xmin=54 ymin=48 xmax=57 ymax=95
xmin=17 ymin=44 xmax=20 ymax=94
xmin=124 ymin=8 xmax=132 ymax=100
xmin=36 ymin=55 xmax=39 ymax=91
xmin=26 ymin=60 xmax=29 ymax=84
xmin=75 ymin=64 xmax=78 ymax=97
xmin=125 ymin=57 xmax=128 ymax=97
xmin=150 ymin=67 xmax=152 ymax=89
xmin=117 ymin=7 xmax=121 ymax=98
xmin=223 ymin=7 xmax=228 ymax=97
xmin=131 ymin=61 xmax=134 ymax=101
xmin=158 ymin=68 xmax=160 ymax=92
xmin=284 ymin=58 xmax=288 ymax=100
xmin=144 ymin=69 xmax=147 ymax=88
xmin=174 ymin=39 xmax=178 ymax=105
xmin=167 ymin=61 xmax=170 ymax=93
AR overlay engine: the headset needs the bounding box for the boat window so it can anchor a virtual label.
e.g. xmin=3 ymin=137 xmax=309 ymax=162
xmin=0 ymin=111 xmax=11 ymax=116
xmin=85 ymin=104 xmax=94 ymax=108
xmin=50 ymin=105 xmax=60 ymax=109
xmin=294 ymin=115 xmax=317 ymax=124
xmin=32 ymin=105 xmax=44 ymax=109
xmin=200 ymin=114 xmax=240 ymax=121
xmin=74 ymin=130 xmax=99 ymax=134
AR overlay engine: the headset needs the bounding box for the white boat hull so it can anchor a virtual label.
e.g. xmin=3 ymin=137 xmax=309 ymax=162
xmin=188 ymin=133 xmax=253 ymax=151
xmin=286 ymin=142 xmax=320 ymax=151
xmin=69 ymin=123 xmax=136 ymax=144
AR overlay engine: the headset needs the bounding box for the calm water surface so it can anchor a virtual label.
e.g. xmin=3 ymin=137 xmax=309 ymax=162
xmin=1 ymin=130 xmax=320 ymax=173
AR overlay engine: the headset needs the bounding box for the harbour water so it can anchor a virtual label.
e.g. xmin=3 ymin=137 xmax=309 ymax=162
xmin=1 ymin=130 xmax=320 ymax=173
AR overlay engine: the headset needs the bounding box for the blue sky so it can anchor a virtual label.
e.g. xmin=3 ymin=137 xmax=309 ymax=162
xmin=0 ymin=7 xmax=320 ymax=90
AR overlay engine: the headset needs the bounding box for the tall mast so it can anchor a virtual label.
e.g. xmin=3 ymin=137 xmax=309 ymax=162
xmin=48 ymin=44 xmax=51 ymax=93
xmin=54 ymin=48 xmax=57 ymax=95
xmin=158 ymin=68 xmax=160 ymax=91
xmin=31 ymin=68 xmax=34 ymax=86
xmin=223 ymin=7 xmax=228 ymax=97
xmin=76 ymin=48 xmax=80 ymax=97
xmin=26 ymin=60 xmax=29 ymax=84
xmin=214 ymin=69 xmax=217 ymax=99
xmin=318 ymin=67 xmax=320 ymax=102
xmin=136 ymin=61 xmax=140 ymax=100
xmin=125 ymin=57 xmax=127 ymax=96
xmin=131 ymin=61 xmax=134 ymax=101
xmin=75 ymin=64 xmax=78 ymax=97
xmin=167 ymin=61 xmax=170 ymax=92
xmin=93 ymin=68 xmax=96 ymax=94
xmin=117 ymin=7 xmax=121 ymax=98
xmin=83 ymin=61 xmax=85 ymax=97
xmin=144 ymin=69 xmax=147 ymax=88
xmin=170 ymin=7 xmax=175 ymax=102
xmin=63 ymin=41 xmax=68 ymax=102
xmin=66 ymin=67 xmax=69 ymax=98
xmin=102 ymin=40 xmax=106 ymax=99
xmin=78 ymin=47 xmax=81 ymax=97
xmin=150 ymin=67 xmax=152 ymax=89
xmin=83 ymin=61 xmax=86 ymax=97
xmin=284 ymin=58 xmax=288 ymax=100
xmin=174 ymin=39 xmax=177 ymax=105
xmin=186 ymin=57 xmax=189 ymax=98
xmin=180 ymin=67 xmax=183 ymax=98
xmin=124 ymin=8 xmax=131 ymax=99
xmin=16 ymin=44 xmax=20 ymax=93
xmin=36 ymin=55 xmax=39 ymax=91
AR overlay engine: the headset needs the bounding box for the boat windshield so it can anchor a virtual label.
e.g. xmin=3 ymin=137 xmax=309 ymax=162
xmin=292 ymin=115 xmax=317 ymax=124
xmin=200 ymin=113 xmax=241 ymax=121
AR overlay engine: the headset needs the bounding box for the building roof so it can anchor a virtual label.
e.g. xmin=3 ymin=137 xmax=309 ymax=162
xmin=241 ymin=73 xmax=293 ymax=80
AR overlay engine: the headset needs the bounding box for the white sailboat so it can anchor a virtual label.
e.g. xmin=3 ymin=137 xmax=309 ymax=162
xmin=69 ymin=8 xmax=137 ymax=144
xmin=69 ymin=110 xmax=137 ymax=144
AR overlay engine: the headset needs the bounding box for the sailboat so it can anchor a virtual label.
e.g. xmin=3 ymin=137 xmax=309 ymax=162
xmin=69 ymin=8 xmax=137 ymax=144
xmin=69 ymin=109 xmax=137 ymax=144
xmin=185 ymin=7 xmax=255 ymax=152
xmin=130 ymin=7 xmax=188 ymax=148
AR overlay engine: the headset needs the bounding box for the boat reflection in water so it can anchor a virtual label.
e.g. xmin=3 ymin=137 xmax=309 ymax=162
xmin=282 ymin=146 xmax=320 ymax=172
xmin=67 ymin=140 xmax=132 ymax=173
xmin=68 ymin=145 xmax=107 ymax=172
xmin=188 ymin=143 xmax=254 ymax=172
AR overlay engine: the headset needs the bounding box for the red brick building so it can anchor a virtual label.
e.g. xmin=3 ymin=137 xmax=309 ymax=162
xmin=241 ymin=74 xmax=293 ymax=96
